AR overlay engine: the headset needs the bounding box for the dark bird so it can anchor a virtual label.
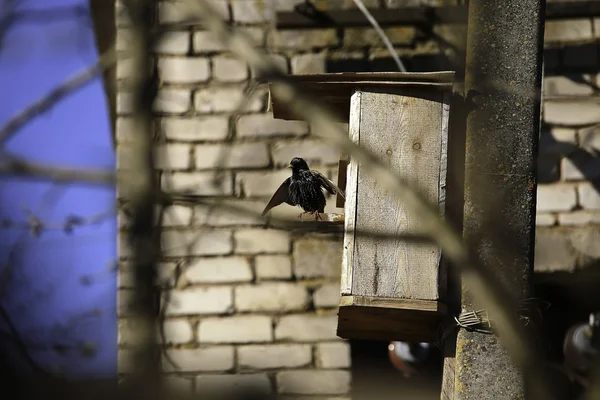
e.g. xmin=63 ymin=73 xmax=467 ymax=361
xmin=261 ymin=157 xmax=345 ymax=220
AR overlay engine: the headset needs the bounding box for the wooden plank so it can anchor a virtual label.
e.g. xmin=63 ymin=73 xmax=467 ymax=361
xmin=351 ymin=88 xmax=447 ymax=300
xmin=340 ymin=92 xmax=361 ymax=296
xmin=337 ymin=295 xmax=446 ymax=342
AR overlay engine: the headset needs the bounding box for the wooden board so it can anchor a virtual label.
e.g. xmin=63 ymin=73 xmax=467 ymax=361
xmin=337 ymin=295 xmax=446 ymax=342
xmin=267 ymin=71 xmax=455 ymax=122
xmin=347 ymin=88 xmax=450 ymax=300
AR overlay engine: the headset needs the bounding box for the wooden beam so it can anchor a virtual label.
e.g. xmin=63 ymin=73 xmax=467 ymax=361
xmin=276 ymin=2 xmax=600 ymax=30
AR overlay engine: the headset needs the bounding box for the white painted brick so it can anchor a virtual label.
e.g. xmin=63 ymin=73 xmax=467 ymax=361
xmin=195 ymin=143 xmax=270 ymax=169
xmin=314 ymin=284 xmax=340 ymax=308
xmin=235 ymin=229 xmax=291 ymax=253
xmin=118 ymin=349 xmax=134 ymax=373
xmin=236 ymin=169 xmax=291 ymax=197
xmin=164 ymin=287 xmax=233 ymax=315
xmin=117 ymin=57 xmax=134 ymax=80
xmin=536 ymin=184 xmax=577 ymax=212
xmin=163 ymin=205 xmax=193 ymax=226
xmin=539 ymin=127 xmax=576 ymax=155
xmin=545 ymin=19 xmax=593 ymax=43
xmin=161 ymin=171 xmax=233 ymax=195
xmin=163 ymin=376 xmax=193 ymax=393
xmin=272 ymin=140 xmax=340 ymax=167
xmin=155 ymin=143 xmax=191 ymax=170
xmin=155 ymin=31 xmax=190 ymax=54
xmin=543 ymin=75 xmax=594 ymax=97
xmin=163 ymin=347 xmax=234 ymax=372
xmin=194 ymin=200 xmax=265 ymax=226
xmin=536 ymin=213 xmax=556 ymax=227
xmin=235 ymin=283 xmax=309 ymax=312
xmin=293 ymin=238 xmax=342 ymax=278
xmin=195 ymin=373 xmax=272 ymax=395
xmin=561 ymin=155 xmax=600 ymax=181
xmin=117 ymin=92 xmax=133 ymax=114
xmin=535 ymin=230 xmax=577 ymax=272
xmin=231 ymin=0 xmax=273 ymax=23
xmin=579 ymin=125 xmax=600 ymax=154
xmin=238 ymin=344 xmax=312 ymax=369
xmin=185 ymin=256 xmax=253 ymax=283
xmin=275 ymin=315 xmax=339 ymax=341
xmin=543 ymin=101 xmax=600 ymax=126
xmin=213 ymin=56 xmax=249 ymax=82
xmin=578 ymin=183 xmax=600 ymax=210
xmin=291 ymin=52 xmax=326 ymax=75
xmin=119 ymin=262 xmax=178 ymax=288
xmin=153 ymin=89 xmax=191 ymax=113
xmin=251 ymin=54 xmax=289 ymax=76
xmin=162 ymin=230 xmax=233 ymax=256
xmin=158 ymin=1 xmax=229 ymax=24
xmin=115 ymin=1 xmax=131 ymax=26
xmin=277 ymin=370 xmax=351 ymax=395
xmin=558 ymin=211 xmax=600 ymax=226
xmin=116 ymin=117 xmax=136 ymax=142
xmin=116 ymin=28 xmax=132 ymax=52
xmin=268 ymin=29 xmax=338 ymax=49
xmin=195 ymin=86 xmax=265 ymax=113
xmin=158 ymin=57 xmax=210 ymax=83
xmin=316 ymin=342 xmax=351 ymax=369
xmin=237 ymin=114 xmax=308 ymax=137
xmin=255 ymin=255 xmax=292 ymax=279
xmin=199 ymin=315 xmax=273 ymax=343
xmin=118 ymin=289 xmax=135 ymax=315
xmin=194 ymin=30 xmax=227 ymax=53
xmin=161 ymin=117 xmax=229 ymax=141
xmin=163 ymin=319 xmax=195 ymax=344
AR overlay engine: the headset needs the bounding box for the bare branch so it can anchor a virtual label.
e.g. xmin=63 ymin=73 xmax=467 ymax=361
xmin=0 ymin=49 xmax=118 ymax=146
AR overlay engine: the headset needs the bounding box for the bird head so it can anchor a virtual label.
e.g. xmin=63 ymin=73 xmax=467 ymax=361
xmin=287 ymin=157 xmax=309 ymax=172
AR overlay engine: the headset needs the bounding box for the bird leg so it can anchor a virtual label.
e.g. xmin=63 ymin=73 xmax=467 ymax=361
xmin=297 ymin=211 xmax=309 ymax=220
xmin=312 ymin=210 xmax=323 ymax=221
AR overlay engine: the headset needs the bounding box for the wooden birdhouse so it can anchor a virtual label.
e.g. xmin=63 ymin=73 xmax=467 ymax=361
xmin=268 ymin=72 xmax=454 ymax=342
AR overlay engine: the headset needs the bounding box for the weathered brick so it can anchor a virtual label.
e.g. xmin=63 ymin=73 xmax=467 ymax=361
xmin=314 ymin=283 xmax=340 ymax=308
xmin=161 ymin=117 xmax=229 ymax=141
xmin=158 ymin=1 xmax=229 ymax=24
xmin=118 ymin=349 xmax=134 ymax=373
xmin=196 ymin=374 xmax=272 ymax=395
xmin=316 ymin=342 xmax=351 ymax=369
xmin=162 ymin=319 xmax=195 ymax=344
xmin=237 ymin=114 xmax=308 ymax=137
xmin=236 ymin=169 xmax=292 ymax=197
xmin=194 ymin=200 xmax=265 ymax=226
xmin=115 ymin=1 xmax=131 ymax=26
xmin=194 ymin=143 xmax=270 ymax=169
xmin=158 ymin=57 xmax=210 ymax=83
xmin=558 ymin=211 xmax=600 ymax=226
xmin=117 ymin=92 xmax=133 ymax=114
xmin=116 ymin=57 xmax=133 ymax=80
xmin=543 ymin=101 xmax=600 ymax=126
xmin=163 ymin=205 xmax=193 ymax=226
xmin=155 ymin=31 xmax=190 ymax=54
xmin=155 ymin=143 xmax=191 ymax=170
xmin=119 ymin=262 xmax=178 ymax=288
xmin=235 ymin=283 xmax=309 ymax=312
xmin=116 ymin=28 xmax=132 ymax=52
xmin=163 ymin=376 xmax=193 ymax=393
xmin=272 ymin=140 xmax=340 ymax=167
xmin=344 ymin=27 xmax=415 ymax=47
xmin=116 ymin=117 xmax=136 ymax=142
xmin=153 ymin=89 xmax=191 ymax=113
xmin=161 ymin=171 xmax=233 ymax=195
xmin=195 ymin=86 xmax=264 ymax=113
xmin=194 ymin=27 xmax=264 ymax=53
xmin=578 ymin=182 xmax=600 ymax=210
xmin=213 ymin=56 xmax=249 ymax=82
xmin=185 ymin=256 xmax=253 ymax=283
xmin=235 ymin=229 xmax=291 ymax=253
xmin=275 ymin=314 xmax=339 ymax=341
xmin=162 ymin=230 xmax=233 ymax=256
xmin=561 ymin=154 xmax=600 ymax=181
xmin=276 ymin=370 xmax=351 ymax=395
xmin=255 ymin=255 xmax=293 ymax=280
xmin=293 ymin=238 xmax=342 ymax=278
xmin=543 ymin=75 xmax=594 ymax=96
xmin=164 ymin=287 xmax=233 ymax=315
xmin=578 ymin=125 xmax=600 ymax=154
xmin=536 ymin=184 xmax=577 ymax=212
xmin=238 ymin=344 xmax=312 ymax=369
xmin=251 ymin=54 xmax=289 ymax=76
xmin=163 ymin=347 xmax=234 ymax=372
xmin=539 ymin=127 xmax=576 ymax=155
xmin=291 ymin=52 xmax=326 ymax=75
xmin=534 ymin=229 xmax=577 ymax=272
xmin=231 ymin=0 xmax=273 ymax=23
xmin=118 ymin=289 xmax=135 ymax=315
xmin=544 ymin=19 xmax=593 ymax=43
xmin=536 ymin=213 xmax=557 ymax=227
xmin=199 ymin=315 xmax=273 ymax=343
xmin=268 ymin=29 xmax=338 ymax=49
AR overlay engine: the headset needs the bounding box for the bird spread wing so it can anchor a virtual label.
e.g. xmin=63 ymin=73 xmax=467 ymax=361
xmin=261 ymin=177 xmax=292 ymax=216
xmin=311 ymin=170 xmax=345 ymax=199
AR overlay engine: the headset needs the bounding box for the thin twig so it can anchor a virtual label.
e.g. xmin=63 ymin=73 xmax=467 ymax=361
xmin=0 ymin=48 xmax=118 ymax=146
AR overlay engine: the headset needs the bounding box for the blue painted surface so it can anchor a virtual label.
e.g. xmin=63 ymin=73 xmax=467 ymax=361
xmin=0 ymin=0 xmax=116 ymax=379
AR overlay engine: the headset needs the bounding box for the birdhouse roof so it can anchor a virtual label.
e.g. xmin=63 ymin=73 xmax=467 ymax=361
xmin=267 ymin=71 xmax=455 ymax=122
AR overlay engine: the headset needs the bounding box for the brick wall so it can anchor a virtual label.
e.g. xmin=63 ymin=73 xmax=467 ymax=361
xmin=115 ymin=0 xmax=600 ymax=397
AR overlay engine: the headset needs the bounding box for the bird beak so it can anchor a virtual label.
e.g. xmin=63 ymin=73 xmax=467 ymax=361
xmin=287 ymin=164 xmax=292 ymax=169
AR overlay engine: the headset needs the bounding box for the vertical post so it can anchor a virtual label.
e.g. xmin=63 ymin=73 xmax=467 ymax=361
xmin=451 ymin=0 xmax=546 ymax=399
